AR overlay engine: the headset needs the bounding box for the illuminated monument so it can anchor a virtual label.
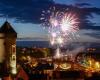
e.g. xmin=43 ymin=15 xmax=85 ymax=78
xmin=0 ymin=21 xmax=17 ymax=77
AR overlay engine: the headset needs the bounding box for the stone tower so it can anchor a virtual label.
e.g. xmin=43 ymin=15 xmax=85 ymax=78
xmin=0 ymin=21 xmax=17 ymax=76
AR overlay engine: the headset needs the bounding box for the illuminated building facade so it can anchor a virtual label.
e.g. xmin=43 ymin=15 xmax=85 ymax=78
xmin=0 ymin=21 xmax=17 ymax=77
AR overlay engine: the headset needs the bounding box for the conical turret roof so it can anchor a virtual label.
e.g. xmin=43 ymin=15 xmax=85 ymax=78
xmin=0 ymin=21 xmax=17 ymax=34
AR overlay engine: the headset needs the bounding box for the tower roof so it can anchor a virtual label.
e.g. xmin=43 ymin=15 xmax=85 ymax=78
xmin=0 ymin=21 xmax=17 ymax=34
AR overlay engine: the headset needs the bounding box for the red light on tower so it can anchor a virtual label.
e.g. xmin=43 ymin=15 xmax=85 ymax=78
xmin=12 ymin=45 xmax=16 ymax=53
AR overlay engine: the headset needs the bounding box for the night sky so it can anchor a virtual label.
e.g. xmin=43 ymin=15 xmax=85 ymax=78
xmin=0 ymin=0 xmax=100 ymax=42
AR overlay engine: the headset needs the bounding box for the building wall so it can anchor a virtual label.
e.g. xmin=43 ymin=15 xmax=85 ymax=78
xmin=5 ymin=34 xmax=17 ymax=73
xmin=0 ymin=34 xmax=5 ymax=63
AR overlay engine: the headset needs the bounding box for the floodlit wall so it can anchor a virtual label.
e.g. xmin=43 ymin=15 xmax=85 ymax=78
xmin=0 ymin=34 xmax=5 ymax=63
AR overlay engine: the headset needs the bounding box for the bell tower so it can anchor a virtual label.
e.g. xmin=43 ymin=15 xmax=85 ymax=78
xmin=0 ymin=21 xmax=17 ymax=76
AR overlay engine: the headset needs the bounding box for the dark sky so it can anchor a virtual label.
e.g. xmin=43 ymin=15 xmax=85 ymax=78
xmin=0 ymin=0 xmax=100 ymax=42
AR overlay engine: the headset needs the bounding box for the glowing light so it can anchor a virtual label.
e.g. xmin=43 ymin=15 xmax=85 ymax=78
xmin=10 ymin=54 xmax=17 ymax=75
xmin=57 ymin=37 xmax=63 ymax=44
xmin=54 ymin=64 xmax=59 ymax=69
xmin=88 ymin=59 xmax=92 ymax=67
xmin=32 ymin=62 xmax=38 ymax=67
xmin=54 ymin=47 xmax=61 ymax=58
xmin=59 ymin=63 xmax=71 ymax=70
xmin=95 ymin=62 xmax=100 ymax=69
xmin=11 ymin=67 xmax=17 ymax=74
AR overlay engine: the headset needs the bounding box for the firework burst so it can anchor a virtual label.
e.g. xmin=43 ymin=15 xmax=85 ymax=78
xmin=61 ymin=13 xmax=79 ymax=32
xmin=40 ymin=7 xmax=80 ymax=47
xmin=60 ymin=12 xmax=80 ymax=43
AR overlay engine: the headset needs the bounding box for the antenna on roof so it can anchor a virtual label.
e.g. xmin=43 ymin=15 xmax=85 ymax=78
xmin=5 ymin=15 xmax=8 ymax=22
